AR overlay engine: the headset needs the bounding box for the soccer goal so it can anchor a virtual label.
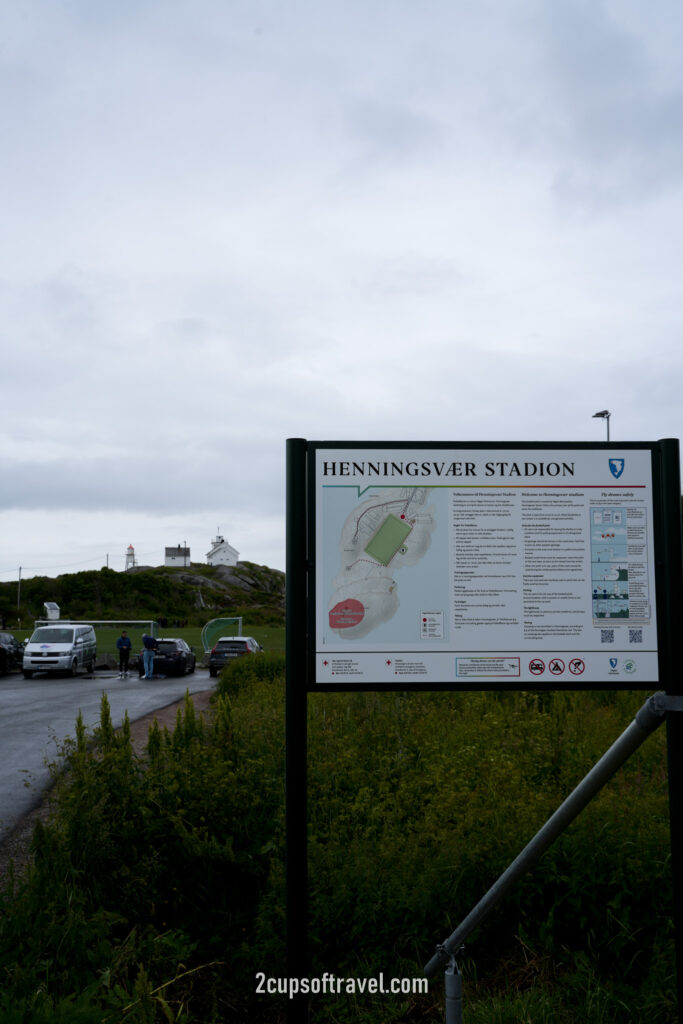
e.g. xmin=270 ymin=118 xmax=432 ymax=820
xmin=201 ymin=617 xmax=243 ymax=653
xmin=32 ymin=619 xmax=159 ymax=659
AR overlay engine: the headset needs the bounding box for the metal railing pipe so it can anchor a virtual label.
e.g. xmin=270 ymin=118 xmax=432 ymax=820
xmin=425 ymin=692 xmax=666 ymax=978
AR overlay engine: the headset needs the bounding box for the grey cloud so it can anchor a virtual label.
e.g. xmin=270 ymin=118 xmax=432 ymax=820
xmin=0 ymin=446 xmax=285 ymax=518
xmin=1 ymin=0 xmax=683 ymax=579
xmin=344 ymin=98 xmax=441 ymax=166
xmin=550 ymin=91 xmax=683 ymax=208
xmin=530 ymin=3 xmax=683 ymax=205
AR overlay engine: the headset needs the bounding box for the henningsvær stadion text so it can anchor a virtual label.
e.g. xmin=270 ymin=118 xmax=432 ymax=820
xmin=321 ymin=460 xmax=577 ymax=479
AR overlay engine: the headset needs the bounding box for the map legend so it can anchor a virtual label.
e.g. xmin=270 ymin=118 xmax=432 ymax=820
xmin=420 ymin=611 xmax=444 ymax=639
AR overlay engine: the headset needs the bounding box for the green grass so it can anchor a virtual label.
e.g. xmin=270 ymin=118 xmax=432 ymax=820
xmin=93 ymin=624 xmax=285 ymax=657
xmin=247 ymin=625 xmax=285 ymax=652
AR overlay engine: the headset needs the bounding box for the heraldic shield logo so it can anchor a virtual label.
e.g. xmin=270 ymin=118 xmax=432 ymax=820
xmin=609 ymin=458 xmax=625 ymax=479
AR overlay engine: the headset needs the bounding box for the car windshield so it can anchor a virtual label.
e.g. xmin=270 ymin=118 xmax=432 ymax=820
xmin=156 ymin=642 xmax=178 ymax=654
xmin=30 ymin=627 xmax=75 ymax=643
xmin=217 ymin=640 xmax=247 ymax=651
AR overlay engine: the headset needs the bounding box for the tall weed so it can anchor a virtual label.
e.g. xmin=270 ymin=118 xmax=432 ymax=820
xmin=0 ymin=688 xmax=279 ymax=1021
xmin=0 ymin=663 xmax=675 ymax=1022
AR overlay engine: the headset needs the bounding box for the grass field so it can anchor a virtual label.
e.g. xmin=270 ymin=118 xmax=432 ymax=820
xmin=93 ymin=622 xmax=285 ymax=657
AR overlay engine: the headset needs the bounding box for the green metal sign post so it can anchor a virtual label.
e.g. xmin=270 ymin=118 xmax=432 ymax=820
xmin=285 ymin=438 xmax=309 ymax=1021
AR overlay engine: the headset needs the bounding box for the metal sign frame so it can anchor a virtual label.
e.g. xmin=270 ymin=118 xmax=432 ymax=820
xmin=285 ymin=437 xmax=683 ymax=1021
xmin=297 ymin=438 xmax=680 ymax=692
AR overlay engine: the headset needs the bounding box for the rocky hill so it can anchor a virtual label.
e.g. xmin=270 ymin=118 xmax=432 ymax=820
xmin=0 ymin=562 xmax=285 ymax=628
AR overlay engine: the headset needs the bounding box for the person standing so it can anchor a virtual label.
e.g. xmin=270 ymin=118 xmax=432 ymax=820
xmin=116 ymin=630 xmax=132 ymax=678
xmin=141 ymin=633 xmax=158 ymax=679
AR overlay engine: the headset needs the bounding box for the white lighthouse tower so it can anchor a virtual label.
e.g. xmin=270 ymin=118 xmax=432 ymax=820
xmin=206 ymin=531 xmax=239 ymax=567
xmin=125 ymin=544 xmax=137 ymax=571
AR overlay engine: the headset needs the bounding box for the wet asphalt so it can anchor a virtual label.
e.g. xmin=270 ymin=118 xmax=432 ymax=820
xmin=0 ymin=665 xmax=215 ymax=841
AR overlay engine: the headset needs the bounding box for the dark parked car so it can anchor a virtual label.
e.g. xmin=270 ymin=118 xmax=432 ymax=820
xmin=0 ymin=631 xmax=23 ymax=676
xmin=209 ymin=636 xmax=263 ymax=677
xmin=138 ymin=638 xmax=196 ymax=677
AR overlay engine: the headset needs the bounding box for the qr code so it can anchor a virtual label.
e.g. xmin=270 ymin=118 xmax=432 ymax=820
xmin=601 ymin=629 xmax=615 ymax=644
xmin=629 ymin=629 xmax=643 ymax=644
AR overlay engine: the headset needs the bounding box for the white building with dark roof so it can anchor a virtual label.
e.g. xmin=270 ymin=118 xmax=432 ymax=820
xmin=206 ymin=533 xmax=239 ymax=567
xmin=165 ymin=545 xmax=190 ymax=567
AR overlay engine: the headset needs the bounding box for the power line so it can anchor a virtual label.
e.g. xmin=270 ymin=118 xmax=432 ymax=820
xmin=0 ymin=548 xmax=160 ymax=578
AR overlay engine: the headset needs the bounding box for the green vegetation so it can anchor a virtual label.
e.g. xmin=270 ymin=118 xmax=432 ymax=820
xmin=92 ymin=624 xmax=284 ymax=658
xmin=0 ymin=564 xmax=285 ymax=662
xmin=0 ymin=563 xmax=285 ymax=634
xmin=0 ymin=660 xmax=676 ymax=1022
xmin=0 ymin=688 xmax=277 ymax=1022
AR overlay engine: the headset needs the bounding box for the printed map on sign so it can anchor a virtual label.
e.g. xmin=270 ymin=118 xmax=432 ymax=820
xmin=326 ymin=487 xmax=439 ymax=640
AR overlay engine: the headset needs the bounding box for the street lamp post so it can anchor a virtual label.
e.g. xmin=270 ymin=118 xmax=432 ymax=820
xmin=592 ymin=409 xmax=611 ymax=442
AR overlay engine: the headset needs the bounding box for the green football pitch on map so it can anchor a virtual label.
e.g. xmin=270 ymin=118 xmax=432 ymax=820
xmin=364 ymin=513 xmax=412 ymax=565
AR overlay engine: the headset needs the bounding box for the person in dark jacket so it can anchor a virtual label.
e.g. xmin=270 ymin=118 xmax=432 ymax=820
xmin=141 ymin=633 xmax=158 ymax=679
xmin=116 ymin=630 xmax=132 ymax=678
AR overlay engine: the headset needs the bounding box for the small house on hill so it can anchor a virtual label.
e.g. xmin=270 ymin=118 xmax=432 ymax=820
xmin=165 ymin=545 xmax=190 ymax=567
xmin=206 ymin=533 xmax=239 ymax=567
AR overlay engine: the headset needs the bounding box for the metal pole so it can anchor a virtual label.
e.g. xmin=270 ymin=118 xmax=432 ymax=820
xmin=286 ymin=438 xmax=309 ymax=1022
xmin=591 ymin=409 xmax=610 ymax=441
xmin=667 ymin=707 xmax=683 ymax=1023
xmin=444 ymin=954 xmax=463 ymax=1024
xmin=425 ymin=693 xmax=666 ymax=979
xmin=658 ymin=437 xmax=683 ymax=1021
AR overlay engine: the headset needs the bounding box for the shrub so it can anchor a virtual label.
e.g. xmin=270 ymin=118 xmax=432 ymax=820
xmin=0 ymin=691 xmax=280 ymax=1021
xmin=0 ymin=679 xmax=674 ymax=1022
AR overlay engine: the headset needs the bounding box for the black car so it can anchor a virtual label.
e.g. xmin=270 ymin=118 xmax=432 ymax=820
xmin=138 ymin=638 xmax=196 ymax=677
xmin=208 ymin=636 xmax=263 ymax=677
xmin=0 ymin=631 xmax=23 ymax=676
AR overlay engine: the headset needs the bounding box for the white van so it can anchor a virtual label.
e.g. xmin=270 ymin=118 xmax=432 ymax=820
xmin=23 ymin=624 xmax=97 ymax=679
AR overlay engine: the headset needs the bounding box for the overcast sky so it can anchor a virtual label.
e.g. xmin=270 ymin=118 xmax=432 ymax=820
xmin=1 ymin=0 xmax=682 ymax=583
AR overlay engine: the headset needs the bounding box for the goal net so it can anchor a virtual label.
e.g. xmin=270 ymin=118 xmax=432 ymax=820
xmin=201 ymin=617 xmax=243 ymax=652
xmin=31 ymin=619 xmax=160 ymax=659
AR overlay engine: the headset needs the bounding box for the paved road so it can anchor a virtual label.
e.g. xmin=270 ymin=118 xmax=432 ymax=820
xmin=0 ymin=666 xmax=215 ymax=841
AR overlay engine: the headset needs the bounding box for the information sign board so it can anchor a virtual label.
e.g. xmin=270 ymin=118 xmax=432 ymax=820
xmin=285 ymin=437 xmax=683 ymax=1022
xmin=304 ymin=441 xmax=675 ymax=689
